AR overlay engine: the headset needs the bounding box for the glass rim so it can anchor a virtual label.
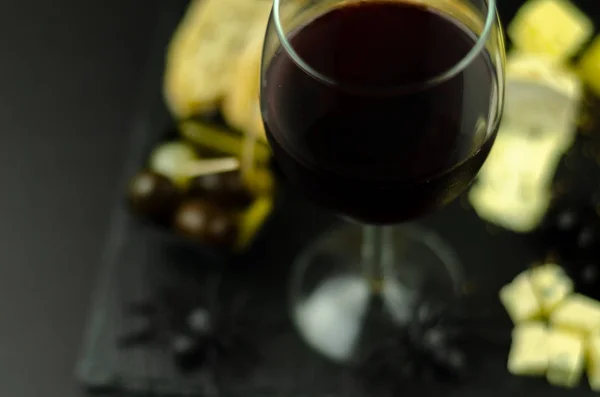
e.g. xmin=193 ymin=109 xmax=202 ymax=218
xmin=272 ymin=0 xmax=498 ymax=92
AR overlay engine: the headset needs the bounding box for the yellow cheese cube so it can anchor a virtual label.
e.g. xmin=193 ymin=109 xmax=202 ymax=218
xmin=578 ymin=36 xmax=600 ymax=97
xmin=500 ymin=272 xmax=542 ymax=323
xmin=550 ymin=294 xmax=600 ymax=336
xmin=529 ymin=263 xmax=573 ymax=315
xmin=508 ymin=322 xmax=549 ymax=376
xmin=587 ymin=333 xmax=600 ymax=391
xmin=508 ymin=0 xmax=593 ymax=61
xmin=546 ymin=329 xmax=584 ymax=388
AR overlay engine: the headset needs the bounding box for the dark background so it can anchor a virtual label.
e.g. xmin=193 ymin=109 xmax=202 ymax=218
xmin=0 ymin=0 xmax=156 ymax=395
xmin=1 ymin=0 xmax=600 ymax=396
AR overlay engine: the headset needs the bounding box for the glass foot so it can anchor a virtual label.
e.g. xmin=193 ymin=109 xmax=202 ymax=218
xmin=290 ymin=223 xmax=464 ymax=363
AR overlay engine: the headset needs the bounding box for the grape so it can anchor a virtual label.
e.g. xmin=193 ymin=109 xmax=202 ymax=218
xmin=127 ymin=170 xmax=179 ymax=223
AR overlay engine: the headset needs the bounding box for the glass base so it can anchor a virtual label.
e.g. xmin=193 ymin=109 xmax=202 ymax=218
xmin=290 ymin=223 xmax=464 ymax=363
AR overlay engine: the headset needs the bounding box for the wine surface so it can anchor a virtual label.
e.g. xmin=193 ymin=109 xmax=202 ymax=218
xmin=262 ymin=0 xmax=499 ymax=224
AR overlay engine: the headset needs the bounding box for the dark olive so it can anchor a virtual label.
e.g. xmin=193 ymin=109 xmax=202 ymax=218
xmin=189 ymin=170 xmax=252 ymax=208
xmin=127 ymin=170 xmax=179 ymax=223
xmin=173 ymin=200 xmax=238 ymax=247
xmin=206 ymin=210 xmax=238 ymax=246
xmin=174 ymin=200 xmax=210 ymax=239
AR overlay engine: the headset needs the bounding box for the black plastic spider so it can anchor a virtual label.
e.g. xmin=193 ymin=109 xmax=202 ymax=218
xmin=356 ymin=296 xmax=509 ymax=396
xmin=117 ymin=277 xmax=272 ymax=380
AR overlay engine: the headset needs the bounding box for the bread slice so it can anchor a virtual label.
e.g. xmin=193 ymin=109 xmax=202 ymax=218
xmin=221 ymin=20 xmax=267 ymax=141
xmin=221 ymin=0 xmax=306 ymax=141
xmin=163 ymin=0 xmax=273 ymax=118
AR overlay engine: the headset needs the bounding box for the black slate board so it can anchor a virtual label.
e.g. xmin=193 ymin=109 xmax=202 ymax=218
xmin=76 ymin=0 xmax=600 ymax=396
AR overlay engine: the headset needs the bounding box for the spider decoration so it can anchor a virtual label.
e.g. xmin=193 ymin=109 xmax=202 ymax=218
xmin=117 ymin=277 xmax=272 ymax=380
xmin=357 ymin=296 xmax=510 ymax=396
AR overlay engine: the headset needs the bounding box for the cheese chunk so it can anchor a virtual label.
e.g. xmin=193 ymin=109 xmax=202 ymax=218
xmin=504 ymin=53 xmax=583 ymax=151
xmin=578 ymin=35 xmax=600 ymax=97
xmin=500 ymin=273 xmax=542 ymax=323
xmin=468 ymin=62 xmax=580 ymax=233
xmin=477 ymin=130 xmax=566 ymax=192
xmin=508 ymin=0 xmax=593 ymax=61
xmin=529 ymin=263 xmax=573 ymax=315
xmin=550 ymin=294 xmax=600 ymax=336
xmin=546 ymin=329 xmax=584 ymax=388
xmin=469 ymin=54 xmax=583 ymax=233
xmin=469 ymin=130 xmax=564 ymax=232
xmin=469 ymin=183 xmax=551 ymax=233
xmin=587 ymin=334 xmax=600 ymax=391
xmin=508 ymin=322 xmax=549 ymax=376
xmin=507 ymin=53 xmax=583 ymax=99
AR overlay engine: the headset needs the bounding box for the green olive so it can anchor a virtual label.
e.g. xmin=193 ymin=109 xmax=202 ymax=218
xmin=128 ymin=170 xmax=179 ymax=223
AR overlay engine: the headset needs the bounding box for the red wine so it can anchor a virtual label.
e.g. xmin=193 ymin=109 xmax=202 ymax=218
xmin=262 ymin=1 xmax=500 ymax=224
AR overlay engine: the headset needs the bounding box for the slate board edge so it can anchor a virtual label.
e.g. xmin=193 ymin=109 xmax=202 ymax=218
xmin=74 ymin=0 xmax=186 ymax=389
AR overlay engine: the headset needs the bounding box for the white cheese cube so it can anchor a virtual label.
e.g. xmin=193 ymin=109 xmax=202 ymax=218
xmin=529 ymin=263 xmax=573 ymax=315
xmin=587 ymin=333 xmax=600 ymax=391
xmin=550 ymin=294 xmax=600 ymax=336
xmin=500 ymin=273 xmax=542 ymax=323
xmin=508 ymin=322 xmax=549 ymax=376
xmin=546 ymin=329 xmax=584 ymax=388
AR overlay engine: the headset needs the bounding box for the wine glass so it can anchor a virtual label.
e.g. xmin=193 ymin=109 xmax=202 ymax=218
xmin=260 ymin=0 xmax=505 ymax=363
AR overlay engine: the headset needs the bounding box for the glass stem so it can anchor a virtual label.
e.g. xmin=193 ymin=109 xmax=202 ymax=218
xmin=362 ymin=225 xmax=393 ymax=292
